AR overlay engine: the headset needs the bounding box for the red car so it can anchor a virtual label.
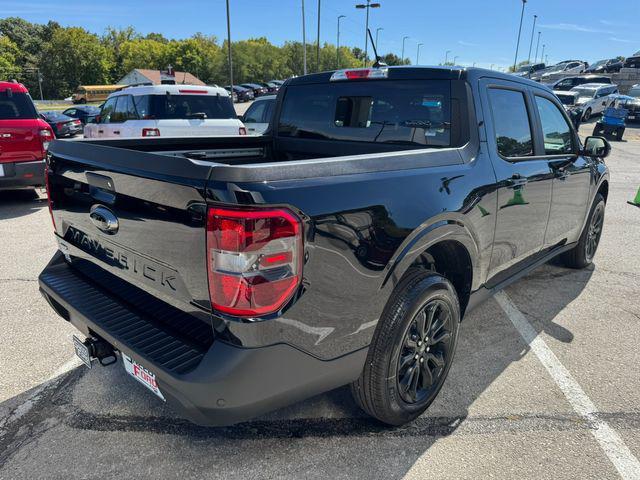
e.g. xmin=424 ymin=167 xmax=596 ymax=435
xmin=0 ymin=81 xmax=54 ymax=190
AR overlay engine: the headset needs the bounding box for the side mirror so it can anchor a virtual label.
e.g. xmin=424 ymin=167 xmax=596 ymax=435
xmin=582 ymin=136 xmax=611 ymax=158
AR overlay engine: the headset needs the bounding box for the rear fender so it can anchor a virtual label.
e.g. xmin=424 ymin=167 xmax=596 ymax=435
xmin=382 ymin=216 xmax=481 ymax=292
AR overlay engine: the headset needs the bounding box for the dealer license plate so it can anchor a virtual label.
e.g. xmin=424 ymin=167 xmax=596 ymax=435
xmin=122 ymin=354 xmax=165 ymax=401
xmin=73 ymin=335 xmax=92 ymax=369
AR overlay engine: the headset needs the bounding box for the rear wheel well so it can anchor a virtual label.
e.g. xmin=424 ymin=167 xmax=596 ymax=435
xmin=597 ymin=181 xmax=609 ymax=203
xmin=409 ymin=240 xmax=473 ymax=314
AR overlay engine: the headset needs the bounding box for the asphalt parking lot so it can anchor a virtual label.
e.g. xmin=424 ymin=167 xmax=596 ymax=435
xmin=1 ymin=123 xmax=639 ymax=479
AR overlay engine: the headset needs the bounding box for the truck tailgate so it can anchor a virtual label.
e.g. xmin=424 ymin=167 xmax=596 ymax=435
xmin=45 ymin=139 xmax=214 ymax=333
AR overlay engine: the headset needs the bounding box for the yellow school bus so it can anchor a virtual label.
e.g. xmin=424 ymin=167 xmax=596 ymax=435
xmin=72 ymin=85 xmax=124 ymax=104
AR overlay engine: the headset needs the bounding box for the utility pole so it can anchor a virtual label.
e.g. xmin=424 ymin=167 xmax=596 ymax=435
xmin=337 ymin=15 xmax=346 ymax=68
xmin=416 ymin=43 xmax=423 ymax=65
xmin=302 ymin=0 xmax=307 ymax=75
xmin=534 ymin=31 xmax=541 ymax=62
xmin=316 ymin=0 xmax=321 ymax=72
xmin=513 ymin=0 xmax=527 ymax=71
xmin=355 ymin=1 xmax=381 ymax=67
xmin=225 ymin=0 xmax=233 ymax=98
xmin=527 ymin=14 xmax=537 ymax=63
xmin=37 ymin=69 xmax=43 ymax=101
xmin=401 ymin=36 xmax=409 ymax=63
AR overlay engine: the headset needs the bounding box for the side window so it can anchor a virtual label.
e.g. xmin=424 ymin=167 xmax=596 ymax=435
xmin=534 ymin=96 xmax=574 ymax=155
xmin=488 ymin=88 xmax=534 ymax=158
xmin=100 ymin=97 xmax=117 ymax=123
xmin=123 ymin=95 xmax=138 ymax=120
xmin=244 ymin=101 xmax=267 ymax=123
xmin=133 ymin=95 xmax=151 ymax=119
xmin=109 ymin=97 xmax=126 ymax=123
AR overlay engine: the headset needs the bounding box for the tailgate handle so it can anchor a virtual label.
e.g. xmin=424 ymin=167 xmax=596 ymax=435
xmin=86 ymin=172 xmax=116 ymax=205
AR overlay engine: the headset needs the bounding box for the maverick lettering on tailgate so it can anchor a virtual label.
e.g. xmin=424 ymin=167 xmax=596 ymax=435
xmin=62 ymin=226 xmax=189 ymax=299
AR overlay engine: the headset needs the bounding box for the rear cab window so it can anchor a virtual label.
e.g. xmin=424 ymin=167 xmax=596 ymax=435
xmin=277 ymin=80 xmax=452 ymax=147
xmin=0 ymin=91 xmax=38 ymax=120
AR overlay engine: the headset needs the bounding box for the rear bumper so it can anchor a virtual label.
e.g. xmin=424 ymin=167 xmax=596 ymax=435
xmin=38 ymin=252 xmax=367 ymax=426
xmin=0 ymin=159 xmax=45 ymax=189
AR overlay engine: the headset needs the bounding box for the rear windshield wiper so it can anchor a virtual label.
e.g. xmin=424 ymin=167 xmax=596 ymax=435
xmin=187 ymin=112 xmax=207 ymax=119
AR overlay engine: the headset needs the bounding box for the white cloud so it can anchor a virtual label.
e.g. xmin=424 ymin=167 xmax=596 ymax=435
xmin=540 ymin=23 xmax=612 ymax=34
xmin=458 ymin=40 xmax=479 ymax=47
xmin=609 ymin=37 xmax=636 ymax=44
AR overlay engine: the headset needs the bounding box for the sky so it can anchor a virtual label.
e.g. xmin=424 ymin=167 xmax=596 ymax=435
xmin=2 ymin=0 xmax=639 ymax=70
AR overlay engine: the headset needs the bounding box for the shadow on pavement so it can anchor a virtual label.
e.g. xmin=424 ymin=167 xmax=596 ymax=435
xmin=0 ymin=189 xmax=46 ymax=221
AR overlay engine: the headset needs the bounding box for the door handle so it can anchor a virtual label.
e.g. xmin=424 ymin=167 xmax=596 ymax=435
xmin=98 ymin=130 xmax=104 ymax=134
xmin=508 ymin=174 xmax=528 ymax=188
xmin=113 ymin=131 xmax=120 ymax=135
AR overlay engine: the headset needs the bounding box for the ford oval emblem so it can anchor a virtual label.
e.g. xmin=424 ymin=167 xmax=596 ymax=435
xmin=89 ymin=205 xmax=119 ymax=234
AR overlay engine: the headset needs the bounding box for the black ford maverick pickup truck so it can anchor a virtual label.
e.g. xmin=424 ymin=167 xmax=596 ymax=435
xmin=39 ymin=66 xmax=610 ymax=427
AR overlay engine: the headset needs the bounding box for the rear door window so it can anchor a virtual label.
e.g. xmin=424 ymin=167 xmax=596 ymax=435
xmin=487 ymin=88 xmax=534 ymax=158
xmin=244 ymin=101 xmax=268 ymax=123
xmin=99 ymin=97 xmax=117 ymax=123
xmin=278 ymin=80 xmax=451 ymax=147
xmin=0 ymin=92 xmax=38 ymax=120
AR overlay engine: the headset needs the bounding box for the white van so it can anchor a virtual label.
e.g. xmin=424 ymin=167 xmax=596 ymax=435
xmin=84 ymin=84 xmax=246 ymax=139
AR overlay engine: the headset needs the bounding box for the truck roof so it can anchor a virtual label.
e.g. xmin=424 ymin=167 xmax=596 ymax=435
xmin=286 ymin=65 xmax=543 ymax=88
xmin=0 ymin=81 xmax=29 ymax=93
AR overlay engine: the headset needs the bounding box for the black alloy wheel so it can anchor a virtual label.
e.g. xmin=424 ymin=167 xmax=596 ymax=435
xmin=585 ymin=201 xmax=604 ymax=262
xmin=397 ymin=299 xmax=454 ymax=404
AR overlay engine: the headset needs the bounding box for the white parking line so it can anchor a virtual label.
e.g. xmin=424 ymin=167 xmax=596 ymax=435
xmin=495 ymin=291 xmax=640 ymax=480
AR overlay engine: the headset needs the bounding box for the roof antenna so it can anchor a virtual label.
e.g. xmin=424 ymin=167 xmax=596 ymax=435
xmin=367 ymin=28 xmax=387 ymax=68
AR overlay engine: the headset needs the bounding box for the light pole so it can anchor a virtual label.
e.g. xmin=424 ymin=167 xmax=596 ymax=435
xmin=401 ymin=36 xmax=409 ymax=63
xmin=541 ymin=43 xmax=545 ymax=65
xmin=453 ymin=55 xmax=459 ymax=65
xmin=445 ymin=50 xmax=451 ymax=64
xmin=375 ymin=27 xmax=383 ymax=48
xmin=355 ymin=1 xmax=381 ymax=67
xmin=527 ymin=14 xmax=537 ymax=63
xmin=337 ymin=15 xmax=346 ymax=68
xmin=513 ymin=0 xmax=527 ymax=71
xmin=534 ymin=31 xmax=541 ymax=62
xmin=302 ymin=0 xmax=307 ymax=75
xmin=490 ymin=63 xmax=495 ymax=70
xmin=225 ymin=0 xmax=233 ymax=99
xmin=316 ymin=0 xmax=321 ymax=72
xmin=416 ymin=43 xmax=423 ymax=65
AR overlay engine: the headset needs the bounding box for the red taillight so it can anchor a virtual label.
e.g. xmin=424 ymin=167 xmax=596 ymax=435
xmin=206 ymin=207 xmax=303 ymax=317
xmin=178 ymin=89 xmax=208 ymax=94
xmin=239 ymin=127 xmax=247 ymax=135
xmin=73 ymin=119 xmax=81 ymax=125
xmin=56 ymin=122 xmax=65 ymax=129
xmin=39 ymin=128 xmax=53 ymax=156
xmin=44 ymin=162 xmax=56 ymax=231
xmin=142 ymin=128 xmax=161 ymax=137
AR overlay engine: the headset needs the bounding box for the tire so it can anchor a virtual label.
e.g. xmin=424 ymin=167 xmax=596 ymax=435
xmin=350 ymin=271 xmax=460 ymax=426
xmin=583 ymin=108 xmax=592 ymax=121
xmin=616 ymin=128 xmax=625 ymax=141
xmin=561 ymin=193 xmax=605 ymax=269
xmin=592 ymin=124 xmax=603 ymax=136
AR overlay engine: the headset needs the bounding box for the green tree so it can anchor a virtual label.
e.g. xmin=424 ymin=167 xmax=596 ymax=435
xmin=120 ymin=38 xmax=170 ymax=73
xmin=40 ymin=27 xmax=113 ymax=98
xmin=380 ymin=53 xmax=410 ymax=66
xmin=102 ymin=26 xmax=139 ymax=80
xmin=166 ymin=34 xmax=223 ymax=85
xmin=0 ymin=35 xmax=20 ymax=77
